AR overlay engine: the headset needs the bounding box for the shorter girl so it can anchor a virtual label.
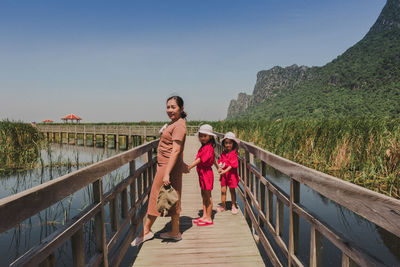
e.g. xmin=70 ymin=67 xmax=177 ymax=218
xmin=217 ymin=132 xmax=240 ymax=214
xmin=188 ymin=124 xmax=217 ymax=226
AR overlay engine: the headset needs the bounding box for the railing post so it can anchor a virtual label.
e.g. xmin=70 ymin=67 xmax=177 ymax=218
xmin=71 ymin=227 xmax=85 ymax=267
xmin=244 ymin=150 xmax=250 ymax=225
xmin=289 ymin=178 xmax=300 ymax=266
xmin=310 ymin=226 xmax=323 ymax=267
xmin=121 ymin=188 xmax=129 ymax=219
xmin=38 ymin=253 xmax=55 ymax=267
xmin=276 ymin=199 xmax=284 ymax=237
xmin=129 ymin=160 xmax=137 ymax=224
xmin=92 ymin=179 xmax=109 ymax=267
xmin=259 ymin=161 xmax=267 ymax=228
xmin=342 ymin=254 xmax=357 ymax=267
xmin=110 ymin=196 xmax=120 ymax=231
xmin=147 ymin=150 xmax=153 ymax=184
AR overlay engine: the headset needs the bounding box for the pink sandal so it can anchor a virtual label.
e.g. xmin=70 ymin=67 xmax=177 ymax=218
xmin=197 ymin=220 xmax=213 ymax=226
xmin=193 ymin=217 xmax=201 ymax=224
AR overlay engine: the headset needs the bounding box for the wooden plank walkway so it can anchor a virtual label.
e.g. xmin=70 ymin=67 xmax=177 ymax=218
xmin=131 ymin=136 xmax=264 ymax=267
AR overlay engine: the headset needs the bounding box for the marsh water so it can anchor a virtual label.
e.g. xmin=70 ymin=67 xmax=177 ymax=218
xmin=0 ymin=142 xmax=399 ymax=266
xmin=0 ymin=143 xmax=146 ymax=266
xmin=239 ymin=163 xmax=400 ymax=266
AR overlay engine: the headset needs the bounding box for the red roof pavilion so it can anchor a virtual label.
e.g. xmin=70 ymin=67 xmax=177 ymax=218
xmin=43 ymin=119 xmax=53 ymax=123
xmin=62 ymin=114 xmax=82 ymax=123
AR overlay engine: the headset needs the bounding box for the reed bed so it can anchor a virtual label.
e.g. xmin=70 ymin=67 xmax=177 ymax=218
xmin=211 ymin=118 xmax=400 ymax=199
xmin=0 ymin=120 xmax=45 ymax=173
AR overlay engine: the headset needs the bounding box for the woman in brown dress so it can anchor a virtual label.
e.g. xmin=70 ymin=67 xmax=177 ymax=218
xmin=131 ymin=96 xmax=187 ymax=246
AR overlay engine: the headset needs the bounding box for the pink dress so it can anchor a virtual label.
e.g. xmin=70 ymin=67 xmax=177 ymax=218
xmin=218 ymin=150 xmax=239 ymax=188
xmin=196 ymin=143 xmax=215 ymax=191
xmin=147 ymin=118 xmax=186 ymax=217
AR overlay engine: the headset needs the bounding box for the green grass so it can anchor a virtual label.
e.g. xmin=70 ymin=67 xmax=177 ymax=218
xmin=0 ymin=120 xmax=45 ymax=173
xmin=210 ymin=118 xmax=400 ymax=199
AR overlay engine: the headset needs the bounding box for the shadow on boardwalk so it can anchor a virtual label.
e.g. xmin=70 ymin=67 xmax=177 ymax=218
xmin=120 ymin=136 xmax=264 ymax=267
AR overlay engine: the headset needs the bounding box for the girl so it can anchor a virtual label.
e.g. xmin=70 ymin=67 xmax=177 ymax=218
xmin=188 ymin=124 xmax=217 ymax=226
xmin=217 ymin=132 xmax=240 ymax=214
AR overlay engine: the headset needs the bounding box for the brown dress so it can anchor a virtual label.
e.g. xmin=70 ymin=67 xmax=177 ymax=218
xmin=147 ymin=118 xmax=187 ymax=217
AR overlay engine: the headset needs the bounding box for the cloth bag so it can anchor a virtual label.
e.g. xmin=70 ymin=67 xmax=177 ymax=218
xmin=157 ymin=184 xmax=179 ymax=216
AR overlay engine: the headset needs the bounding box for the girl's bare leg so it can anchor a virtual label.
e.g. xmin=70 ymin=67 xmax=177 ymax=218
xmin=201 ymin=190 xmax=206 ymax=220
xmin=220 ymin=186 xmax=227 ymax=210
xmin=229 ymin=187 xmax=237 ymax=208
xmin=203 ymin=190 xmax=213 ymax=222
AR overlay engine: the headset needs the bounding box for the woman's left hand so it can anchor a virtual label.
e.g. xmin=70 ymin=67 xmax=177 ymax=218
xmin=163 ymin=174 xmax=171 ymax=186
xmin=183 ymin=163 xmax=190 ymax=173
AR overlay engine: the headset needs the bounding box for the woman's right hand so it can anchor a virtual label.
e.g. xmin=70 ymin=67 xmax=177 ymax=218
xmin=163 ymin=174 xmax=171 ymax=186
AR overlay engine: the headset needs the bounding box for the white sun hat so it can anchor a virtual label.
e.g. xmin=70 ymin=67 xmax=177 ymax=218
xmin=221 ymin=132 xmax=240 ymax=146
xmin=196 ymin=124 xmax=216 ymax=137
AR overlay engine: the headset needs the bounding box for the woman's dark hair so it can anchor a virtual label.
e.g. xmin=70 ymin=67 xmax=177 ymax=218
xmin=222 ymin=138 xmax=238 ymax=151
xmin=167 ymin=95 xmax=187 ymax=119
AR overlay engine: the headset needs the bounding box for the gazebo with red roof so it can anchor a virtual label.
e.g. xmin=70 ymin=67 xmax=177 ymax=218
xmin=42 ymin=119 xmax=53 ymax=124
xmin=62 ymin=114 xmax=82 ymax=123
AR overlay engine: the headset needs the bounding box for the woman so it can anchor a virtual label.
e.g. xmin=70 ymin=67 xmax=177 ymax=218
xmin=131 ymin=96 xmax=187 ymax=246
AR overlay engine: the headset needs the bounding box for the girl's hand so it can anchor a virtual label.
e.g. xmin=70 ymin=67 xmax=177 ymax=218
xmin=163 ymin=174 xmax=171 ymax=186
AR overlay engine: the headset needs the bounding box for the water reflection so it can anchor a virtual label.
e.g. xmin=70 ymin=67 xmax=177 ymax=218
xmin=257 ymin=163 xmax=400 ymax=266
xmin=0 ymin=144 xmax=145 ymax=266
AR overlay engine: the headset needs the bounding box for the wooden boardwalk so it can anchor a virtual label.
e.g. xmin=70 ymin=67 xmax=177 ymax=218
xmin=131 ymin=136 xmax=264 ymax=267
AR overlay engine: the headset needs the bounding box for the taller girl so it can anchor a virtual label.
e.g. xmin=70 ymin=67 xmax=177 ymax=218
xmin=188 ymin=124 xmax=217 ymax=226
xmin=131 ymin=96 xmax=187 ymax=246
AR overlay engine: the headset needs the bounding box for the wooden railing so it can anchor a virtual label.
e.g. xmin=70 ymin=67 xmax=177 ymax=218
xmin=215 ymin=134 xmax=400 ymax=267
xmin=36 ymin=124 xmax=199 ymax=137
xmin=0 ymin=139 xmax=159 ymax=267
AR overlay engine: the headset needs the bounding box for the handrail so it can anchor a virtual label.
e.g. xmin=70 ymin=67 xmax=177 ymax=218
xmin=0 ymin=139 xmax=159 ymax=267
xmin=214 ymin=133 xmax=400 ymax=267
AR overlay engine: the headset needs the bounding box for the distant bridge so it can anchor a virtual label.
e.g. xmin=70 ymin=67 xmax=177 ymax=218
xmin=0 ymin=126 xmax=399 ymax=266
xmin=36 ymin=124 xmax=198 ymax=148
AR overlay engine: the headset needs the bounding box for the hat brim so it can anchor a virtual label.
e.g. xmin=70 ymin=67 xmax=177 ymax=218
xmin=221 ymin=137 xmax=240 ymax=146
xmin=196 ymin=130 xmax=217 ymax=137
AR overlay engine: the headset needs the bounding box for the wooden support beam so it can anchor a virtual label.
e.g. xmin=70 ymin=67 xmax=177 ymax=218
xmin=121 ymin=188 xmax=128 ymax=219
xmin=289 ymin=179 xmax=300 ymax=266
xmin=110 ymin=196 xmax=120 ymax=232
xmin=92 ymin=179 xmax=109 ymax=267
xmin=71 ymin=227 xmax=85 ymax=267
xmin=310 ymin=226 xmax=323 ymax=267
xmin=38 ymin=253 xmax=55 ymax=267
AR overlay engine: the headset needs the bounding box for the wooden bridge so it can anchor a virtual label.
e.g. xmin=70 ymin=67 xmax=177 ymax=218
xmin=36 ymin=124 xmax=198 ymax=149
xmin=1 ymin=126 xmax=400 ymax=266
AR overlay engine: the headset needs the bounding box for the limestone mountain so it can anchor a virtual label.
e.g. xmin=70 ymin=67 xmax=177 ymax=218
xmin=227 ymin=0 xmax=400 ymax=120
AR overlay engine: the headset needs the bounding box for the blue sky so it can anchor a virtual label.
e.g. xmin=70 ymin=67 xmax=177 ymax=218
xmin=0 ymin=0 xmax=386 ymax=122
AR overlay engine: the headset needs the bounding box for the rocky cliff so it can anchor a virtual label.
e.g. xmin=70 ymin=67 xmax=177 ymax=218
xmin=227 ymin=64 xmax=311 ymax=119
xmin=227 ymin=0 xmax=400 ymax=120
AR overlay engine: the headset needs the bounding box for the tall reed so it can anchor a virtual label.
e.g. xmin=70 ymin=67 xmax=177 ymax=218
xmin=211 ymin=118 xmax=400 ymax=199
xmin=0 ymin=120 xmax=45 ymax=172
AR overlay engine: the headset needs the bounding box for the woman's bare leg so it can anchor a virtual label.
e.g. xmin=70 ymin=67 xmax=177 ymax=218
xmin=169 ymin=214 xmax=180 ymax=235
xmin=141 ymin=214 xmax=157 ymax=237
